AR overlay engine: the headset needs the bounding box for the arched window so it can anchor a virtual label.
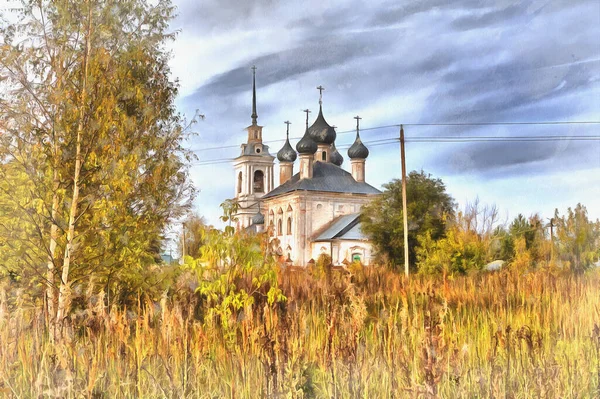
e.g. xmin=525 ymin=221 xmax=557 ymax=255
xmin=286 ymin=217 xmax=292 ymax=235
xmin=277 ymin=219 xmax=283 ymax=236
xmin=269 ymin=220 xmax=274 ymax=236
xmin=237 ymin=172 xmax=243 ymax=194
xmin=254 ymin=132 xmax=258 ymax=139
xmin=322 ymin=151 xmax=327 ymax=161
xmin=253 ymin=170 xmax=264 ymax=193
xmin=352 ymin=253 xmax=362 ymax=263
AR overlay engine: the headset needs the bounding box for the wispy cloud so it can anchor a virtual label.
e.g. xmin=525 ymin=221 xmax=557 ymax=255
xmin=169 ymin=0 xmax=600 ymax=224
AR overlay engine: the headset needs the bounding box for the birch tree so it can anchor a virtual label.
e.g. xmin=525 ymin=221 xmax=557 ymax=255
xmin=0 ymin=0 xmax=194 ymax=340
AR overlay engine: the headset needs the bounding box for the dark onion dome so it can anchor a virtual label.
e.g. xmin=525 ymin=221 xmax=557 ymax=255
xmin=277 ymin=124 xmax=297 ymax=162
xmin=307 ymin=105 xmax=336 ymax=144
xmin=296 ymin=127 xmax=318 ymax=154
xmin=251 ymin=210 xmax=264 ymax=225
xmin=330 ymin=142 xmax=343 ymax=166
xmin=348 ymin=133 xmax=369 ymax=159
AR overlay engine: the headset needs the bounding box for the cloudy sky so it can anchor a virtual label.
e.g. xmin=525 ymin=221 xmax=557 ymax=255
xmin=167 ymin=0 xmax=600 ymax=226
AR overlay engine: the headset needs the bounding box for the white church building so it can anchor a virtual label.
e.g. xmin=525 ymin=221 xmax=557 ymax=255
xmin=232 ymin=69 xmax=381 ymax=266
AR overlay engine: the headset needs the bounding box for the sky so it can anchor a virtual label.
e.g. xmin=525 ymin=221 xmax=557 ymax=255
xmin=7 ymin=0 xmax=597 ymax=227
xmin=167 ymin=0 xmax=600 ymax=227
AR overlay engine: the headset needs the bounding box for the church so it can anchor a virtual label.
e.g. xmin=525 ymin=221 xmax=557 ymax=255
xmin=232 ymin=69 xmax=381 ymax=266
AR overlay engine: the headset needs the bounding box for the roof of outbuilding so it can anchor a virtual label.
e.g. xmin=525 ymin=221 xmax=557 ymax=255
xmin=251 ymin=210 xmax=265 ymax=225
xmin=261 ymin=161 xmax=381 ymax=199
xmin=312 ymin=213 xmax=368 ymax=242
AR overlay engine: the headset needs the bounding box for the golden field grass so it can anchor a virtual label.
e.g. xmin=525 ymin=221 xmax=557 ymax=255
xmin=0 ymin=267 xmax=599 ymax=398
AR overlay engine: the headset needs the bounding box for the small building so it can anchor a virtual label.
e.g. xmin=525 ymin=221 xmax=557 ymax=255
xmin=232 ymin=69 xmax=381 ymax=266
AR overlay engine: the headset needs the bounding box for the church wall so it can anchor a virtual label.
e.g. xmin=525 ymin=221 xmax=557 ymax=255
xmin=263 ymin=190 xmax=378 ymax=266
xmin=264 ymin=193 xmax=302 ymax=263
xmin=233 ymin=154 xmax=274 ymax=232
xmin=311 ymin=240 xmax=373 ymax=265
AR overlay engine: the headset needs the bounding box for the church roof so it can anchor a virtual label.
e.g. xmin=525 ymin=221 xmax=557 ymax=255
xmin=312 ymin=213 xmax=368 ymax=242
xmin=277 ymin=130 xmax=297 ymax=162
xmin=330 ymin=142 xmax=343 ymax=166
xmin=308 ymin=106 xmax=336 ymax=144
xmin=262 ymin=161 xmax=381 ymax=199
xmin=237 ymin=142 xmax=273 ymax=157
xmin=296 ymin=127 xmax=318 ymax=154
xmin=348 ymin=134 xmax=369 ymax=159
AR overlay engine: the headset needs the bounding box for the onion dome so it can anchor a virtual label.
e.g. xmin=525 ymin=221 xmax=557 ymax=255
xmin=296 ymin=109 xmax=318 ymax=154
xmin=277 ymin=121 xmax=297 ymax=162
xmin=308 ymin=105 xmax=336 ymax=144
xmin=348 ymin=115 xmax=369 ymax=159
xmin=330 ymin=142 xmax=343 ymax=166
xmin=296 ymin=128 xmax=318 ymax=154
xmin=251 ymin=210 xmax=264 ymax=225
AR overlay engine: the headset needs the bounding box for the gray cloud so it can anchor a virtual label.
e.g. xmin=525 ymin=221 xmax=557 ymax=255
xmin=175 ymin=0 xmax=600 ymax=174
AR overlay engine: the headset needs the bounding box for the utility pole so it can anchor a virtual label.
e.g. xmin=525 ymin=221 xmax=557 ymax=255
xmin=180 ymin=222 xmax=186 ymax=265
xmin=400 ymin=125 xmax=409 ymax=277
xmin=548 ymin=218 xmax=554 ymax=263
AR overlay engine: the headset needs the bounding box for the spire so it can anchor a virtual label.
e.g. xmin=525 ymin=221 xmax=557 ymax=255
xmin=251 ymin=65 xmax=258 ymax=125
xmin=285 ymin=120 xmax=291 ymax=139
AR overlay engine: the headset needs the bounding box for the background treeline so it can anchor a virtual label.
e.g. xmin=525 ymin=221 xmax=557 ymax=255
xmin=361 ymin=171 xmax=600 ymax=276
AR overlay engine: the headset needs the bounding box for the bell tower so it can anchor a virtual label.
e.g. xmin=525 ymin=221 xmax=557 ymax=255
xmin=232 ymin=66 xmax=275 ymax=230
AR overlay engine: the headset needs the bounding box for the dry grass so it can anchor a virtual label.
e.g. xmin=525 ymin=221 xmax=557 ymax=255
xmin=0 ymin=267 xmax=599 ymax=398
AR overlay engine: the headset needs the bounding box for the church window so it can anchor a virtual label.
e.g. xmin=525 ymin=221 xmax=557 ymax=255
xmin=269 ymin=220 xmax=274 ymax=236
xmin=277 ymin=219 xmax=283 ymax=236
xmin=287 ymin=217 xmax=292 ymax=235
xmin=256 ymin=148 xmax=261 ymax=153
xmin=254 ymin=132 xmax=258 ymax=139
xmin=237 ymin=172 xmax=242 ymax=194
xmin=322 ymin=151 xmax=326 ymax=161
xmin=253 ymin=170 xmax=264 ymax=193
xmin=352 ymin=253 xmax=362 ymax=263
xmin=316 ymin=203 xmax=323 ymax=210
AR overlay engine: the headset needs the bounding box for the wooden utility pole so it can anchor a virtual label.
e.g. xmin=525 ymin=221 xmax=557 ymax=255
xmin=548 ymin=218 xmax=554 ymax=263
xmin=180 ymin=222 xmax=186 ymax=265
xmin=400 ymin=125 xmax=409 ymax=277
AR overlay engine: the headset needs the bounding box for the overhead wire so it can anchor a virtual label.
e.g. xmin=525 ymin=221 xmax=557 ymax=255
xmin=188 ymin=120 xmax=600 ymax=153
xmin=188 ymin=120 xmax=600 ymax=166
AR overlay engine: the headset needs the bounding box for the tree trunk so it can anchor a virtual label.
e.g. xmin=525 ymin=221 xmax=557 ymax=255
xmin=46 ymin=170 xmax=59 ymax=343
xmin=55 ymin=4 xmax=92 ymax=341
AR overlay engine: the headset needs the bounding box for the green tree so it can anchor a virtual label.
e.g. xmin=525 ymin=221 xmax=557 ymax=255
xmin=554 ymin=204 xmax=599 ymax=271
xmin=181 ymin=213 xmax=208 ymax=259
xmin=0 ymin=0 xmax=194 ymax=339
xmin=361 ymin=170 xmax=455 ymax=270
xmin=416 ymin=199 xmax=499 ymax=276
xmin=219 ymin=198 xmax=239 ymax=235
xmin=186 ymin=226 xmax=285 ymax=345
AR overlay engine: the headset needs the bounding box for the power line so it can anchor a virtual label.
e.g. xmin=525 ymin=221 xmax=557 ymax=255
xmin=190 ymin=134 xmax=600 ymax=166
xmin=188 ymin=121 xmax=600 ymax=153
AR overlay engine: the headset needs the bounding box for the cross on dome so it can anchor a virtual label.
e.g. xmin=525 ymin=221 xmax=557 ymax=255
xmin=317 ymin=85 xmax=325 ymax=105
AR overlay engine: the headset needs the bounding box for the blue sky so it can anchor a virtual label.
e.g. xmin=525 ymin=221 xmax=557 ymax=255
xmin=166 ymin=0 xmax=600 ymax=227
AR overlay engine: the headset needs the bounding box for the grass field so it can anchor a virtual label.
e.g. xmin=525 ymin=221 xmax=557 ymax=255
xmin=0 ymin=267 xmax=599 ymax=398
